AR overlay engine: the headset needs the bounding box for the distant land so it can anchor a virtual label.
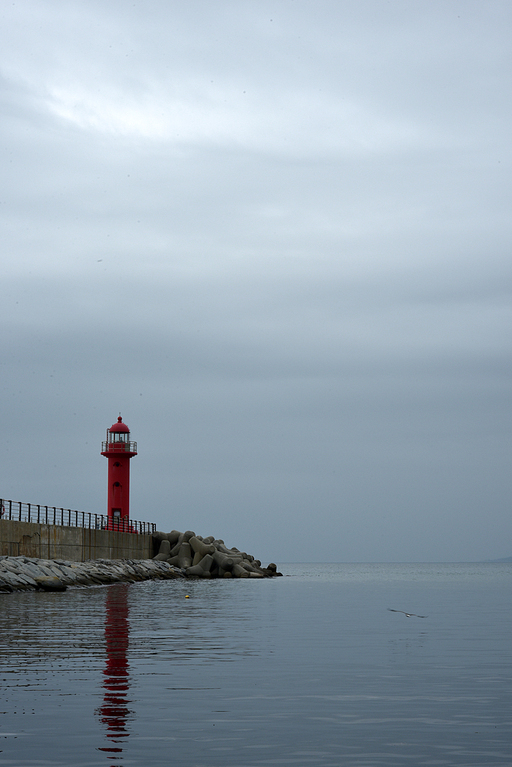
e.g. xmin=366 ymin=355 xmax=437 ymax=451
xmin=488 ymin=556 xmax=512 ymax=563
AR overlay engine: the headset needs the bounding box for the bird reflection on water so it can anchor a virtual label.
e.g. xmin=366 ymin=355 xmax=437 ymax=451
xmin=96 ymin=583 xmax=133 ymax=757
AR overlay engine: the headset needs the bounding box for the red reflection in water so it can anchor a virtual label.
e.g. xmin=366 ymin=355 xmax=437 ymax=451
xmin=97 ymin=584 xmax=132 ymax=758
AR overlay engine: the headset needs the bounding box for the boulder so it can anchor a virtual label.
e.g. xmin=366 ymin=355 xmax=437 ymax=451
xmin=35 ymin=575 xmax=67 ymax=591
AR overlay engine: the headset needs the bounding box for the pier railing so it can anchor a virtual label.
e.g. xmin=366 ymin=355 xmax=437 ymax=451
xmin=0 ymin=499 xmax=156 ymax=535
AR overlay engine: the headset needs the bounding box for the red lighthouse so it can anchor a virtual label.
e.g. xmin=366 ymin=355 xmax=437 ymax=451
xmin=101 ymin=416 xmax=137 ymax=529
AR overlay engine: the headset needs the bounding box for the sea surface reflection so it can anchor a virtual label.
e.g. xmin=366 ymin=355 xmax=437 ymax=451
xmin=97 ymin=584 xmax=132 ymax=756
xmin=1 ymin=563 xmax=512 ymax=766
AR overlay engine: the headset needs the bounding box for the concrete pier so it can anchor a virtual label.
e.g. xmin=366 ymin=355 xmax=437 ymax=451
xmin=0 ymin=519 xmax=153 ymax=561
xmin=0 ymin=521 xmax=282 ymax=590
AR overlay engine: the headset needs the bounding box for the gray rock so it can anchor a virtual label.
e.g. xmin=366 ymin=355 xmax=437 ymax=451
xmin=35 ymin=576 xmax=67 ymax=591
xmin=0 ymin=570 xmax=33 ymax=590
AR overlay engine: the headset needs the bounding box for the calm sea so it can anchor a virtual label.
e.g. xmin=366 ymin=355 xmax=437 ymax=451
xmin=1 ymin=562 xmax=511 ymax=766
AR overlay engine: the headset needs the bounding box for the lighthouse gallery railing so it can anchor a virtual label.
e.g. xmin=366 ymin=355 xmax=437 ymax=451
xmin=0 ymin=499 xmax=155 ymax=535
xmin=101 ymin=441 xmax=137 ymax=452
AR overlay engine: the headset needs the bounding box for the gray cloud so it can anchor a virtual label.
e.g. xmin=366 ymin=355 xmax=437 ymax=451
xmin=1 ymin=1 xmax=511 ymax=562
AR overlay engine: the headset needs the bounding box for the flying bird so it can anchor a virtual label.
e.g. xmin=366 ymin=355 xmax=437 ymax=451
xmin=388 ymin=609 xmax=427 ymax=618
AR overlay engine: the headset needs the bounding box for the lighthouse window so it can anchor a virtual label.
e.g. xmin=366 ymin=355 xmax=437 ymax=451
xmin=114 ymin=462 xmax=120 ymax=467
xmin=110 ymin=433 xmax=128 ymax=443
xmin=114 ymin=482 xmax=121 ymax=487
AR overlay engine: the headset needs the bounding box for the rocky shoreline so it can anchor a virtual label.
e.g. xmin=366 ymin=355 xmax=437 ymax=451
xmin=0 ymin=531 xmax=282 ymax=592
xmin=0 ymin=555 xmax=184 ymax=592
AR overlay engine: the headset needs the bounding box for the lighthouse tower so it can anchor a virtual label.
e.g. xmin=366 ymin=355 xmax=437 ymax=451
xmin=101 ymin=416 xmax=137 ymax=528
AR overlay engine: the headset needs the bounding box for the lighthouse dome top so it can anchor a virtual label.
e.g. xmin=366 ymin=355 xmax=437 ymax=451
xmin=109 ymin=416 xmax=130 ymax=434
xmin=101 ymin=415 xmax=137 ymax=455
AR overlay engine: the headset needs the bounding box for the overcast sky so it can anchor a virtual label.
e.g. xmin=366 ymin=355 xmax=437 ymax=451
xmin=1 ymin=1 xmax=510 ymax=563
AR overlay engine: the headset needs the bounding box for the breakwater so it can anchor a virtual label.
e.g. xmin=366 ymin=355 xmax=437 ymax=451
xmin=0 ymin=555 xmax=182 ymax=592
xmin=153 ymin=529 xmax=281 ymax=578
xmin=0 ymin=531 xmax=282 ymax=592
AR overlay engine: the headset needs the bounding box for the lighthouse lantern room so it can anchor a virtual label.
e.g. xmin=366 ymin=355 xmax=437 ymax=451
xmin=101 ymin=416 xmax=137 ymax=526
